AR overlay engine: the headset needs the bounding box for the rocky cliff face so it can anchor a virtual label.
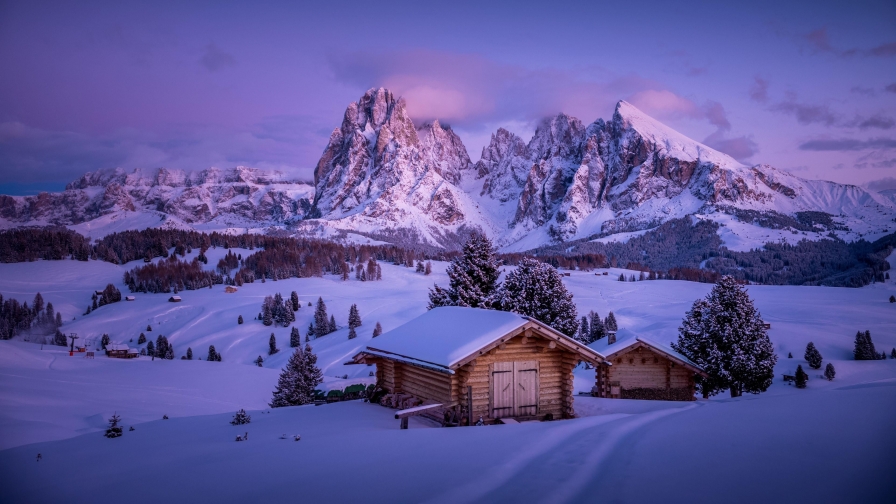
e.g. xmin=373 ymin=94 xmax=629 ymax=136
xmin=0 ymin=166 xmax=313 ymax=228
xmin=311 ymin=88 xmax=487 ymax=245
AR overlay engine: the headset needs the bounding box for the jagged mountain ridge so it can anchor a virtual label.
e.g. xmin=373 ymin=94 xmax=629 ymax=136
xmin=2 ymin=87 xmax=894 ymax=249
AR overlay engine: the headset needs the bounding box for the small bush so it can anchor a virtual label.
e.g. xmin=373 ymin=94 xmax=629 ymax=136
xmin=231 ymin=408 xmax=251 ymax=426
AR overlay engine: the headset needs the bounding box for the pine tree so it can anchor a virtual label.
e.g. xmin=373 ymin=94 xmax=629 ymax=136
xmin=348 ymin=326 xmax=357 ymax=339
xmin=186 ymin=347 xmax=193 ymax=360
xmin=291 ymin=291 xmax=299 ymax=311
xmin=230 ymin=409 xmax=251 ymax=425
xmin=428 ymin=233 xmax=501 ymax=309
xmin=238 ymin=315 xmax=243 ymax=325
xmin=255 ymin=355 xmax=264 ymax=367
xmin=605 ymin=312 xmax=618 ymax=333
xmin=854 ymin=330 xmax=878 ymax=360
xmin=891 ymin=348 xmax=896 ymax=359
xmin=329 ymin=315 xmax=337 ymax=334
xmin=348 ymin=304 xmax=362 ymax=329
xmin=804 ymin=342 xmax=823 ymax=369
xmin=577 ymin=316 xmax=590 ymax=344
xmin=313 ymin=297 xmax=328 ymax=336
xmin=147 ymin=340 xmax=155 ymax=357
xmin=165 ymin=344 xmax=174 ymax=360
xmin=588 ymin=311 xmax=605 ymax=342
xmin=262 ymin=304 xmax=273 ymax=326
xmin=618 ymin=273 xmax=625 ymax=282
xmin=373 ymin=322 xmax=383 ymax=338
xmin=146 ymin=324 xmax=152 ymax=332
xmin=269 ymin=345 xmax=322 ymax=408
xmin=494 ymin=258 xmax=578 ymax=337
xmin=788 ymin=352 xmax=793 ymax=358
xmin=54 ymin=329 xmax=67 ymax=346
xmin=890 ymin=295 xmax=895 ymax=303
xmin=307 ymin=322 xmax=314 ymax=340
xmin=424 ymin=261 xmax=432 ymax=275
xmin=207 ymin=345 xmax=218 ymax=362
xmin=795 ymin=364 xmax=808 ymax=389
xmin=672 ymin=276 xmax=777 ymax=398
xmin=101 ymin=333 xmax=110 ymax=350
xmin=824 ymin=363 xmax=836 ymax=381
xmin=290 ymin=327 xmax=301 ymax=348
xmin=138 ymin=333 xmax=146 ymax=344
xmin=269 ymin=333 xmax=279 ymax=355
xmin=416 ymin=261 xmax=425 ymax=273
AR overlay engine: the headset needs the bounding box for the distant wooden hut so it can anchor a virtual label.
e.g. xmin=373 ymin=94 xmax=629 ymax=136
xmin=168 ymin=296 xmax=182 ymax=303
xmin=224 ymin=286 xmax=238 ymax=293
xmin=590 ymin=330 xmax=707 ymax=401
xmin=125 ymin=296 xmax=136 ymax=301
xmin=105 ymin=344 xmax=130 ymax=358
xmin=347 ymin=307 xmax=606 ymax=425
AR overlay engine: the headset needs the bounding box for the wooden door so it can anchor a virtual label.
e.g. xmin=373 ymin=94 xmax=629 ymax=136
xmin=491 ymin=361 xmax=514 ymax=419
xmin=514 ymin=361 xmax=539 ymax=417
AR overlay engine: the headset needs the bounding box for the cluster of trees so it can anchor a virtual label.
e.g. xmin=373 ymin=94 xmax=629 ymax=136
xmin=85 ymin=284 xmax=122 ymax=315
xmin=261 ymin=293 xmax=296 ymax=327
xmin=347 ymin=304 xmax=362 ymax=339
xmin=124 ymin=255 xmax=223 ymax=293
xmin=151 ymin=335 xmax=175 ymax=360
xmin=853 ymin=330 xmax=888 ymax=360
xmin=216 ymin=250 xmax=241 ymax=274
xmin=672 ymin=276 xmax=777 ymax=398
xmin=207 ymin=345 xmax=223 ymax=361
xmin=429 ymin=234 xmax=580 ymax=337
xmin=415 ymin=260 xmax=432 ymax=275
xmin=351 ymin=258 xmax=382 ymax=281
xmin=574 ymin=311 xmax=617 ymax=345
xmin=0 ymin=292 xmax=63 ymax=342
xmin=270 ymin=344 xmax=323 ymax=407
xmin=0 ymin=227 xmax=92 ymax=262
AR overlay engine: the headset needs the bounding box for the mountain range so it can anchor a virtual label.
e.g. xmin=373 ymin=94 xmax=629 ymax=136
xmin=2 ymin=87 xmax=894 ymax=250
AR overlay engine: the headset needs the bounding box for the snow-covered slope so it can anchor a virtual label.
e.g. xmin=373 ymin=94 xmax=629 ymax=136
xmin=3 ymin=91 xmax=894 ymax=250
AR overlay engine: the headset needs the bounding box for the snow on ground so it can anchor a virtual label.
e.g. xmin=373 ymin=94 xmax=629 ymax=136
xmin=1 ymin=259 xmax=895 ymax=502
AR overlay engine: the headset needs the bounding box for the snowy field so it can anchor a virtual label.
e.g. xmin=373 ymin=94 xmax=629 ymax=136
xmin=1 ymin=253 xmax=895 ymax=503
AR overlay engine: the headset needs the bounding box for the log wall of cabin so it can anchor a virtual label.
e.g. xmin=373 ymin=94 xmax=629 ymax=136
xmin=604 ymin=346 xmax=696 ymax=400
xmin=374 ymin=358 xmax=453 ymax=406
xmin=452 ymin=331 xmax=578 ymax=422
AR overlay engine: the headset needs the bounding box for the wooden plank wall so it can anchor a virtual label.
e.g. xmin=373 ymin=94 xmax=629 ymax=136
xmin=607 ymin=346 xmax=694 ymax=396
xmin=453 ymin=331 xmax=577 ymax=422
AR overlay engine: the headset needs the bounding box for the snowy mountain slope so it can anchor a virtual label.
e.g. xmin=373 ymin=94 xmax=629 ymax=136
xmin=2 ymin=90 xmax=894 ymax=250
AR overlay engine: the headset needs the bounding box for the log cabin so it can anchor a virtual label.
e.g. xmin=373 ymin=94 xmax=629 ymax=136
xmin=105 ymin=344 xmax=131 ymax=358
xmin=590 ymin=329 xmax=707 ymax=401
xmin=347 ymin=307 xmax=606 ymax=424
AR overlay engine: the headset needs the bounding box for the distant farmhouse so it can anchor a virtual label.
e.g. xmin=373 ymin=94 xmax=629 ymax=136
xmin=168 ymin=296 xmax=182 ymax=303
xmin=348 ymin=307 xmax=606 ymax=425
xmin=590 ymin=330 xmax=707 ymax=401
xmin=105 ymin=344 xmax=138 ymax=359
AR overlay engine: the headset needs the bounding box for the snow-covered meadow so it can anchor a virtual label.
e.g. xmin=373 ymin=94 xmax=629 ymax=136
xmin=1 ymin=252 xmax=895 ymax=502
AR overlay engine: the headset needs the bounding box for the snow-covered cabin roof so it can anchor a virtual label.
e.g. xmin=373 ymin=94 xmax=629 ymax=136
xmin=589 ymin=328 xmax=706 ymax=375
xmin=106 ymin=344 xmax=129 ymax=351
xmin=356 ymin=307 xmax=604 ymax=370
xmin=127 ymin=348 xmax=138 ymax=354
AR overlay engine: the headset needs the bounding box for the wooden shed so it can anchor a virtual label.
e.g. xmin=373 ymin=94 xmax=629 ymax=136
xmin=347 ymin=307 xmax=606 ymax=424
xmin=590 ymin=330 xmax=707 ymax=401
xmin=105 ymin=344 xmax=130 ymax=358
xmin=168 ymin=296 xmax=182 ymax=303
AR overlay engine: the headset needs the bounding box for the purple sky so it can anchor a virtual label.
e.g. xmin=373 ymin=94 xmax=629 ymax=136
xmin=1 ymin=0 xmax=895 ymax=195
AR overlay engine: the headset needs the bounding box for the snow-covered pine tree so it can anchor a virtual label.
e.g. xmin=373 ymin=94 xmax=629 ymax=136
xmin=795 ymin=364 xmax=808 ymax=389
xmin=577 ymin=316 xmax=590 ymax=344
xmin=138 ymin=333 xmax=146 ymax=344
xmin=618 ymin=273 xmax=625 ymax=282
xmin=428 ymin=233 xmax=501 ymax=309
xmin=186 ymin=347 xmax=193 ymax=360
xmin=165 ymin=344 xmax=174 ymax=360
xmin=671 ymin=276 xmax=777 ymax=398
xmin=290 ymin=291 xmax=299 ymax=311
xmin=605 ymin=312 xmax=618 ymax=333
xmin=348 ymin=326 xmax=357 ymax=339
xmin=207 ymin=345 xmax=218 ymax=361
xmin=262 ymin=303 xmax=273 ymax=326
xmin=290 ymin=327 xmax=301 ymax=348
xmin=307 ymin=322 xmax=314 ymax=340
xmin=804 ymin=342 xmax=823 ymax=369
xmin=269 ymin=333 xmax=278 ymax=355
xmin=230 ymin=409 xmax=251 ymax=425
xmin=494 ymin=258 xmax=578 ymax=337
xmin=588 ymin=311 xmax=605 ymax=343
xmin=269 ymin=345 xmax=322 ymax=408
xmin=348 ymin=304 xmax=362 ymax=329
xmin=824 ymin=363 xmax=836 ymax=381
xmin=373 ymin=322 xmax=383 ymax=338
xmin=300 ymin=343 xmax=323 ymax=398
xmin=328 ymin=315 xmax=337 ymax=334
xmin=416 ymin=261 xmax=425 ymax=273
xmin=100 ymin=333 xmax=110 ymax=349
xmin=146 ymin=340 xmax=155 ymax=357
xmin=313 ymin=297 xmax=328 ymax=336
xmin=238 ymin=315 xmax=243 ymax=325
xmin=854 ymin=330 xmax=876 ymax=360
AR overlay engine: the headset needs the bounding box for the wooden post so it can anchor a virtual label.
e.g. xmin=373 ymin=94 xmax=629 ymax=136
xmin=466 ymin=385 xmax=473 ymax=426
